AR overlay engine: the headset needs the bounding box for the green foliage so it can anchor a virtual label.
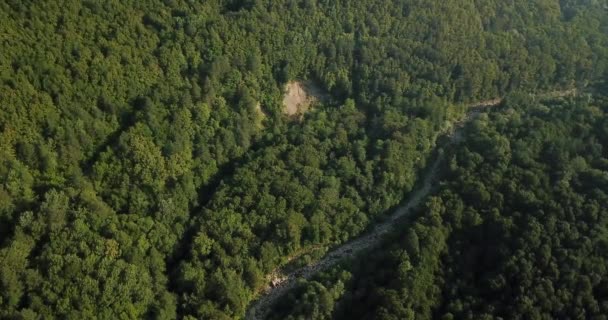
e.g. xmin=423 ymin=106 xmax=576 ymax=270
xmin=1 ymin=0 xmax=607 ymax=318
xmin=327 ymin=93 xmax=608 ymax=320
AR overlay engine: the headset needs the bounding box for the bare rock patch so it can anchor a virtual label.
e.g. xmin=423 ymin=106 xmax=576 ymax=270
xmin=282 ymin=81 xmax=324 ymax=117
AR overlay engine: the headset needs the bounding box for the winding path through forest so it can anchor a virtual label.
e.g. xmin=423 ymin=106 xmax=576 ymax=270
xmin=246 ymin=90 xmax=576 ymax=320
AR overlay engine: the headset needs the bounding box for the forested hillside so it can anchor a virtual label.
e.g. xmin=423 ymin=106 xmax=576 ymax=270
xmin=1 ymin=0 xmax=607 ymax=318
xmin=270 ymin=88 xmax=608 ymax=319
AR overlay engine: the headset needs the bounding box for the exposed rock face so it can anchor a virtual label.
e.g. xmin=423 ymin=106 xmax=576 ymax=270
xmin=282 ymin=81 xmax=322 ymax=116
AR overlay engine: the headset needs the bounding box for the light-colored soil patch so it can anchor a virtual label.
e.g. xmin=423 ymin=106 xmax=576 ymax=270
xmin=282 ymin=81 xmax=323 ymax=116
xmin=254 ymin=103 xmax=266 ymax=129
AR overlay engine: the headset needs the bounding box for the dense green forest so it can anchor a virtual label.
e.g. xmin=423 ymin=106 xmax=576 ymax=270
xmin=270 ymin=88 xmax=608 ymax=319
xmin=1 ymin=0 xmax=607 ymax=318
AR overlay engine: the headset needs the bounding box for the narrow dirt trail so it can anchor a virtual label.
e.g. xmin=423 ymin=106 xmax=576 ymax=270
xmin=246 ymin=91 xmax=576 ymax=320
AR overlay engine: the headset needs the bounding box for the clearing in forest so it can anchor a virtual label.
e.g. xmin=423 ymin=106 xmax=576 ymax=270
xmin=282 ymin=81 xmax=324 ymax=116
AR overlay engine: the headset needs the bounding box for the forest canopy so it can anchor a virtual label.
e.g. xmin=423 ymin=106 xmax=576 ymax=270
xmin=1 ymin=0 xmax=607 ymax=319
xmin=270 ymin=88 xmax=608 ymax=320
